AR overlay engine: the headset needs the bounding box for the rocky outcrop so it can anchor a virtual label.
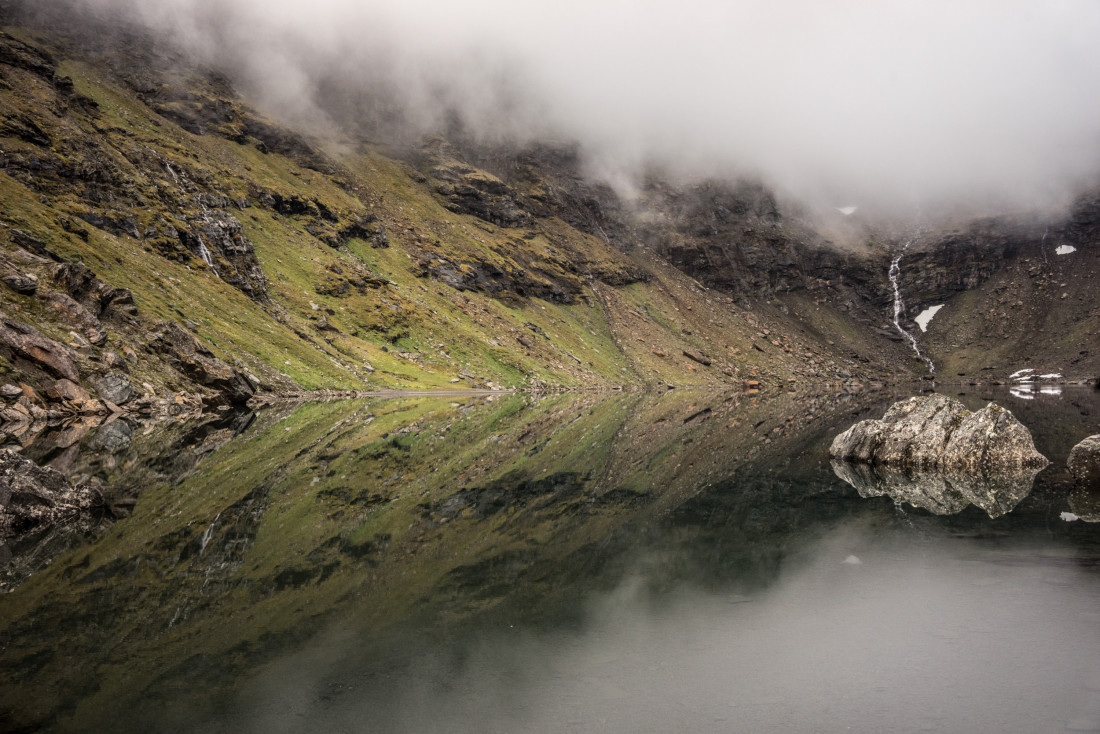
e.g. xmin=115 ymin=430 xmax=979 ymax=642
xmin=0 ymin=448 xmax=102 ymax=540
xmin=830 ymin=394 xmax=1049 ymax=471
xmin=1068 ymin=435 xmax=1100 ymax=488
xmin=0 ymin=311 xmax=79 ymax=381
xmin=148 ymin=321 xmax=255 ymax=405
xmin=51 ymin=262 xmax=138 ymax=324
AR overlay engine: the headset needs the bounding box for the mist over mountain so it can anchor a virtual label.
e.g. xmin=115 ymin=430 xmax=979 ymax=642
xmin=40 ymin=0 xmax=1100 ymax=219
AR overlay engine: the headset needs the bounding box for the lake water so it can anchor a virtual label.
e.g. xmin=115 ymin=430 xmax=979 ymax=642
xmin=1 ymin=386 xmax=1099 ymax=733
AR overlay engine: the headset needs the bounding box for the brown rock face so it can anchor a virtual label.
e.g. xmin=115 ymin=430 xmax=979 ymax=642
xmin=1068 ymin=435 xmax=1100 ymax=488
xmin=830 ymin=394 xmax=1049 ymax=472
xmin=0 ymin=312 xmax=79 ymax=381
xmin=147 ymin=321 xmax=254 ymax=404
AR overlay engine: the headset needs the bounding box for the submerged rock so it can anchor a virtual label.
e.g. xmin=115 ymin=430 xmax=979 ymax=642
xmin=1068 ymin=434 xmax=1100 ymax=488
xmin=829 ymin=394 xmax=1048 ymax=472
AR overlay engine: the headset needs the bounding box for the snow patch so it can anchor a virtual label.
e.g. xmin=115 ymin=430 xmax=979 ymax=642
xmin=914 ymin=305 xmax=944 ymax=332
xmin=1009 ymin=368 xmax=1034 ymax=380
xmin=1038 ymin=373 xmax=1063 ymax=380
xmin=1055 ymin=245 xmax=1077 ymax=255
xmin=836 ymin=206 xmax=858 ymax=216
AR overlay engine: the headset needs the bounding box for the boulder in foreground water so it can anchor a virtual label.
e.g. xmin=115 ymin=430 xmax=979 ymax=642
xmin=830 ymin=394 xmax=1048 ymax=471
xmin=1068 ymin=435 xmax=1100 ymax=489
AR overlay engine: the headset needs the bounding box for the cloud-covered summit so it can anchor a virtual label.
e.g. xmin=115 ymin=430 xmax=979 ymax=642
xmin=68 ymin=0 xmax=1100 ymax=216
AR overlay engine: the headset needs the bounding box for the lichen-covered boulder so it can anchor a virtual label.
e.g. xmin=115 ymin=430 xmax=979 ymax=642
xmin=830 ymin=394 xmax=1048 ymax=472
xmin=1068 ymin=435 xmax=1100 ymax=488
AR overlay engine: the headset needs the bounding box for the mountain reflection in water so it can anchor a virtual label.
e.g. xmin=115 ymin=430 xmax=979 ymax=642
xmin=0 ymin=388 xmax=1098 ymax=733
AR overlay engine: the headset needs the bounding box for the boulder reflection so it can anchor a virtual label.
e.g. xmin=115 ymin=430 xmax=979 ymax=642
xmin=831 ymin=459 xmax=1044 ymax=518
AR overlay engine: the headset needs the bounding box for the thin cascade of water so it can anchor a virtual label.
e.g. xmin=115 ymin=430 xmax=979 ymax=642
xmin=196 ymin=235 xmax=218 ymax=274
xmin=199 ymin=512 xmax=221 ymax=554
xmin=889 ymin=234 xmax=936 ymax=376
xmin=160 ymin=157 xmax=220 ymax=275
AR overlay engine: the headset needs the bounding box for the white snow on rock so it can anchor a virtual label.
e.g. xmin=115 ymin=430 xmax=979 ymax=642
xmin=914 ymin=305 xmax=944 ymax=332
xmin=1038 ymin=373 xmax=1063 ymax=380
xmin=1009 ymin=368 xmax=1035 ymax=380
xmin=836 ymin=206 xmax=858 ymax=216
xmin=1055 ymin=245 xmax=1077 ymax=255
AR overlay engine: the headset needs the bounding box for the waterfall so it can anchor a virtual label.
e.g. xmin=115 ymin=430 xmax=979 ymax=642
xmin=160 ymin=157 xmax=220 ymax=275
xmin=196 ymin=235 xmax=218 ymax=274
xmin=199 ymin=512 xmax=222 ymax=554
xmin=889 ymin=235 xmax=936 ymax=376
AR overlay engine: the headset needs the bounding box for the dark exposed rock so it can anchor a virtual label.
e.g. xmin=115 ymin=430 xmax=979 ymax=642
xmin=830 ymin=394 xmax=1049 ymax=471
xmin=176 ymin=210 xmax=268 ymax=300
xmin=0 ymin=312 xmax=78 ymax=381
xmin=0 ymin=448 xmax=102 ymax=540
xmin=8 ymin=229 xmax=63 ymax=262
xmin=147 ymin=321 xmax=254 ymax=405
xmin=94 ymin=371 xmax=134 ymax=405
xmin=0 ymin=30 xmax=56 ymax=79
xmin=1068 ymin=435 xmax=1100 ymax=488
xmin=51 ymin=262 xmax=138 ymax=323
xmin=0 ymin=272 xmax=38 ymax=295
xmin=334 ymin=214 xmax=389 ymax=249
xmin=74 ymin=210 xmax=140 ymax=239
xmin=682 ymin=349 xmax=712 ymax=367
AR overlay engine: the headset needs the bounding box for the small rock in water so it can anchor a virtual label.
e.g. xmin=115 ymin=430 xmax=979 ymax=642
xmin=843 ymin=555 xmax=862 ymax=565
xmin=1061 ymin=512 xmax=1080 ymax=522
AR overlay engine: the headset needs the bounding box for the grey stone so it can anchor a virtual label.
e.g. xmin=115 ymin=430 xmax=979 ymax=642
xmin=1068 ymin=435 xmax=1100 ymax=488
xmin=830 ymin=394 xmax=1048 ymax=472
xmin=95 ymin=371 xmax=134 ymax=405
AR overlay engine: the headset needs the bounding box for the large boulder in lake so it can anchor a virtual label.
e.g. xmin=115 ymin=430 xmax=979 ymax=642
xmin=830 ymin=394 xmax=1049 ymax=472
xmin=1068 ymin=435 xmax=1100 ymax=489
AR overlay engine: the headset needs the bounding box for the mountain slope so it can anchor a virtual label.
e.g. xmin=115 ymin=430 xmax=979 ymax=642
xmin=0 ymin=20 xmax=890 ymax=415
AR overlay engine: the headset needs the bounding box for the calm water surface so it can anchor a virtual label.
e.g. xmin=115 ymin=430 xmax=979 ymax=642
xmin=1 ymin=387 xmax=1099 ymax=733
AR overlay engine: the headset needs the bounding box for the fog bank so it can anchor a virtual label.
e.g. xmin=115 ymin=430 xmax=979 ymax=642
xmin=67 ymin=0 xmax=1100 ymax=215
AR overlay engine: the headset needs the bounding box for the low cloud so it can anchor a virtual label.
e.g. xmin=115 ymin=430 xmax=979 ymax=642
xmin=66 ymin=0 xmax=1100 ymax=216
